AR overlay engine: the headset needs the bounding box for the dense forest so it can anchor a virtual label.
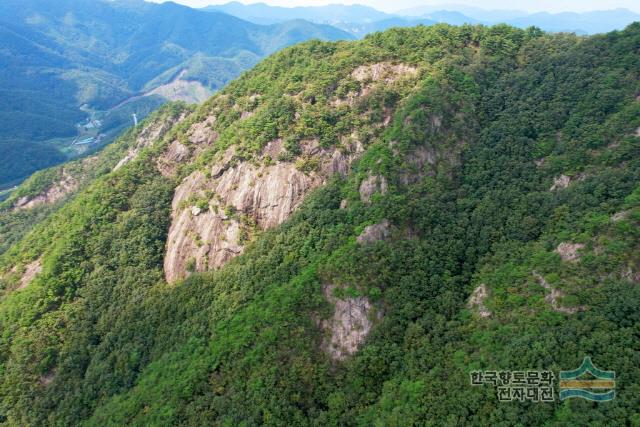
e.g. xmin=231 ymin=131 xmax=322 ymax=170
xmin=0 ymin=22 xmax=638 ymax=425
xmin=0 ymin=0 xmax=351 ymax=186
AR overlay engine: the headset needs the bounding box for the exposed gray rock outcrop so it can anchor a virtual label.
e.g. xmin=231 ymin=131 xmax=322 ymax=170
xmin=533 ymin=272 xmax=584 ymax=314
xmin=611 ymin=211 xmax=629 ymax=222
xmin=550 ymin=174 xmax=571 ymax=191
xmin=164 ymin=140 xmax=364 ymax=282
xmin=331 ymin=62 xmax=418 ymax=107
xmin=351 ymin=62 xmax=418 ymax=83
xmin=158 ymin=116 xmax=217 ymax=177
xmin=114 ymin=115 xmax=185 ymax=171
xmin=321 ymin=284 xmax=380 ymax=361
xmin=18 ymin=259 xmax=42 ymax=289
xmin=357 ymin=219 xmax=390 ymax=245
xmin=157 ymin=140 xmax=190 ymax=177
xmin=468 ymin=283 xmax=491 ymax=318
xmin=359 ymin=174 xmax=388 ymax=203
xmin=13 ymin=171 xmax=77 ymax=211
xmin=555 ymin=242 xmax=585 ymax=262
xmin=550 ymin=173 xmax=586 ymax=191
xmin=399 ymin=145 xmax=437 ymax=185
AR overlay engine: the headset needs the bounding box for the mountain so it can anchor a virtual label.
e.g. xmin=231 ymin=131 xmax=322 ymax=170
xmin=0 ymin=0 xmax=352 ymax=189
xmin=504 ymin=9 xmax=640 ymax=34
xmin=203 ymin=2 xmax=640 ymax=37
xmin=1 ymin=22 xmax=639 ymax=425
xmin=201 ymin=2 xmax=467 ymax=38
xmin=401 ymin=5 xmax=640 ymax=34
xmin=398 ymin=4 xmax=528 ymax=21
xmin=202 ymin=1 xmax=391 ymax=25
xmin=421 ymin=10 xmax=480 ymax=25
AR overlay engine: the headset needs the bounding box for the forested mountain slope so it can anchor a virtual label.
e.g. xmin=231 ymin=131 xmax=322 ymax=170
xmin=0 ymin=23 xmax=639 ymax=425
xmin=0 ymin=104 xmax=192 ymax=256
xmin=0 ymin=0 xmax=351 ymax=187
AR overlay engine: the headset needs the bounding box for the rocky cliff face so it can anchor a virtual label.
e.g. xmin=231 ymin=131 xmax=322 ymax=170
xmin=164 ymin=137 xmax=365 ymax=282
xmin=12 ymin=171 xmax=79 ymax=211
xmin=3 ymin=258 xmax=42 ymax=293
xmin=321 ymin=284 xmax=381 ymax=361
xmin=331 ymin=62 xmax=418 ymax=108
xmin=114 ymin=113 xmax=189 ymax=172
xmin=159 ymin=62 xmax=430 ymax=282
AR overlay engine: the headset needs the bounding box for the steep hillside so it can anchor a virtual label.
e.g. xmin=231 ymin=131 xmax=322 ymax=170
xmin=0 ymin=0 xmax=352 ymax=187
xmin=0 ymin=23 xmax=639 ymax=425
xmin=0 ymin=103 xmax=192 ymax=256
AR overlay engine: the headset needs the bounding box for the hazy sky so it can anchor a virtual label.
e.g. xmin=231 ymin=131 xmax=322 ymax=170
xmin=147 ymin=0 xmax=640 ymax=14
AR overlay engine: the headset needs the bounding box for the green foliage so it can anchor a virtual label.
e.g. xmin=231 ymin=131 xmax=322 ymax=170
xmin=0 ymin=23 xmax=639 ymax=426
xmin=0 ymin=0 xmax=352 ymax=186
xmin=295 ymin=156 xmax=320 ymax=173
xmin=0 ymin=103 xmax=191 ymax=257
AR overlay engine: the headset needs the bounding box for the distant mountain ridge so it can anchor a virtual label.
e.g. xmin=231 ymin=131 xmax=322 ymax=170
xmin=203 ymin=2 xmax=440 ymax=37
xmin=505 ymin=9 xmax=640 ymax=34
xmin=0 ymin=0 xmax=352 ymax=187
xmin=206 ymin=2 xmax=640 ymax=37
xmin=202 ymin=1 xmax=390 ymax=25
xmin=3 ymin=0 xmax=638 ymax=188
